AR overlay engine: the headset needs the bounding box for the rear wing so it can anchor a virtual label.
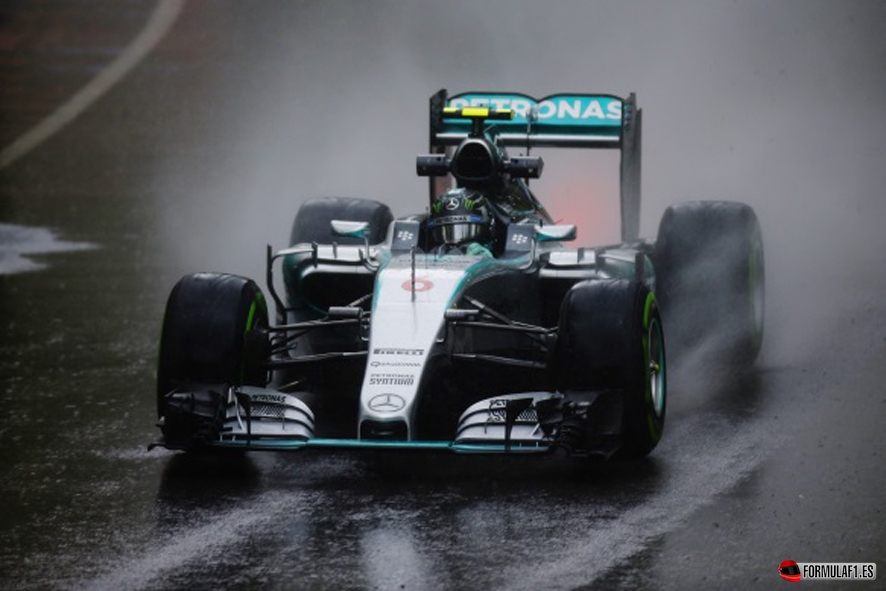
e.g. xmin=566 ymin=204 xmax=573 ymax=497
xmin=428 ymin=90 xmax=642 ymax=242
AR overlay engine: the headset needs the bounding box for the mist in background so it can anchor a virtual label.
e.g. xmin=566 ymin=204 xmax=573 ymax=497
xmin=155 ymin=0 xmax=886 ymax=366
xmin=0 ymin=5 xmax=883 ymax=584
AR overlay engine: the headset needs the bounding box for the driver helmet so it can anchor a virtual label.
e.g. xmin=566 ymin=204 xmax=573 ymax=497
xmin=428 ymin=188 xmax=490 ymax=245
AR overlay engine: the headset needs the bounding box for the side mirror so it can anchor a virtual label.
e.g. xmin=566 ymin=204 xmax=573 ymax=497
xmin=535 ymin=224 xmax=577 ymax=242
xmin=416 ymin=154 xmax=450 ymax=177
xmin=504 ymin=156 xmax=544 ymax=179
xmin=330 ymin=220 xmax=369 ymax=239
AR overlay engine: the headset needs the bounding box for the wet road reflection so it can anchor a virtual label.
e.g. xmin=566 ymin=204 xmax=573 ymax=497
xmin=0 ymin=223 xmax=95 ymax=275
xmin=2 ymin=1 xmax=885 ymax=590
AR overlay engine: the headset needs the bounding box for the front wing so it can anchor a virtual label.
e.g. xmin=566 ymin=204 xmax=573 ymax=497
xmin=151 ymin=386 xmax=625 ymax=458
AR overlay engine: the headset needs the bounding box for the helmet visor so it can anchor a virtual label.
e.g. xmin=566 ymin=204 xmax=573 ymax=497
xmin=433 ymin=223 xmax=485 ymax=245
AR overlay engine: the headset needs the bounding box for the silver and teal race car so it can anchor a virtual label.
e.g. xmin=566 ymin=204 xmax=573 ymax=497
xmin=150 ymin=90 xmax=764 ymax=460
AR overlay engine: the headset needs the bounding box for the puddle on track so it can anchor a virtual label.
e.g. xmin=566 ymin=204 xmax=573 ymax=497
xmin=0 ymin=223 xmax=96 ymax=274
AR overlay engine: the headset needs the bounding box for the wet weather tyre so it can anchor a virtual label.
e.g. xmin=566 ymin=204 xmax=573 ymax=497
xmin=555 ymin=280 xmax=666 ymax=459
xmin=654 ymin=201 xmax=764 ymax=366
xmin=290 ymin=197 xmax=393 ymax=246
xmin=156 ymin=273 xmax=269 ymax=419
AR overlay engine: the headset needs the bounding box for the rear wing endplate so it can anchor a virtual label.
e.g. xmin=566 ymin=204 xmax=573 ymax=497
xmin=428 ymin=90 xmax=642 ymax=241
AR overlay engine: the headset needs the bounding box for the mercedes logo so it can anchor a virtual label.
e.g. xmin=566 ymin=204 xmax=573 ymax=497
xmin=445 ymin=197 xmax=460 ymax=211
xmin=367 ymin=393 xmax=406 ymax=413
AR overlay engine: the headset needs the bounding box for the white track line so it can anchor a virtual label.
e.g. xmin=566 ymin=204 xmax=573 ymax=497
xmin=75 ymin=491 xmax=306 ymax=591
xmin=0 ymin=0 xmax=186 ymax=169
xmin=504 ymin=414 xmax=777 ymax=590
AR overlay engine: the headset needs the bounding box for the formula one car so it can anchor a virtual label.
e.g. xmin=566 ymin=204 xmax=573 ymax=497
xmin=150 ymin=90 xmax=764 ymax=459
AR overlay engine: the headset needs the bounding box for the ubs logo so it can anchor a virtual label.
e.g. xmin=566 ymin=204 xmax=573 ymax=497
xmin=251 ymin=393 xmax=287 ymax=404
xmin=367 ymin=393 xmax=406 ymax=413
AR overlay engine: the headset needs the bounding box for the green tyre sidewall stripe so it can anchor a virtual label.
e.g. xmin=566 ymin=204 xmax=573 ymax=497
xmin=748 ymin=220 xmax=764 ymax=350
xmin=641 ymin=290 xmax=664 ymax=444
xmin=240 ymin=289 xmax=269 ymax=385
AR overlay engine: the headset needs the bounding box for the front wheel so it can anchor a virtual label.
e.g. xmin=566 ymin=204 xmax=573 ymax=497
xmin=156 ymin=273 xmax=269 ymax=445
xmin=555 ymin=279 xmax=666 ymax=459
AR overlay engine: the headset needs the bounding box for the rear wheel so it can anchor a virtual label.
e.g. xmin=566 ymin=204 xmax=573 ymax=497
xmin=555 ymin=279 xmax=666 ymax=459
xmin=286 ymin=197 xmax=392 ymax=421
xmin=290 ymin=196 xmax=393 ymax=246
xmin=156 ymin=273 xmax=269 ymax=444
xmin=655 ymin=200 xmax=764 ymax=366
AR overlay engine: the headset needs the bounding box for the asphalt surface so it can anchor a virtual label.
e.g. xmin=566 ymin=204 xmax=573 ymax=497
xmin=1 ymin=2 xmax=885 ymax=590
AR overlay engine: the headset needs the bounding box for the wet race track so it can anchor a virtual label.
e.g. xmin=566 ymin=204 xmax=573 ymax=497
xmin=2 ymin=2 xmax=886 ymax=589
